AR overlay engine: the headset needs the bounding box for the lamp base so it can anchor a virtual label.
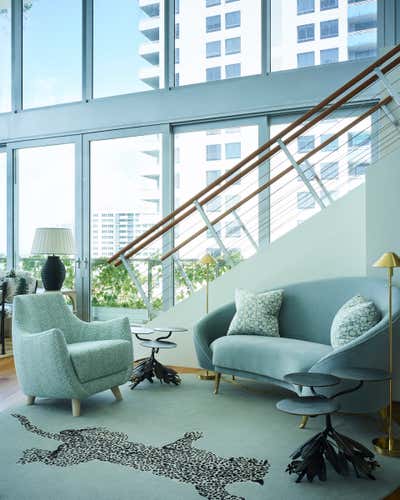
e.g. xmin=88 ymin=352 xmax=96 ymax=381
xmin=198 ymin=370 xmax=216 ymax=380
xmin=41 ymin=255 xmax=66 ymax=291
xmin=372 ymin=436 xmax=400 ymax=457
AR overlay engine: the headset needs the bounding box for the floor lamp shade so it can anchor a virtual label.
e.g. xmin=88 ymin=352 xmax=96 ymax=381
xmin=31 ymin=228 xmax=74 ymax=291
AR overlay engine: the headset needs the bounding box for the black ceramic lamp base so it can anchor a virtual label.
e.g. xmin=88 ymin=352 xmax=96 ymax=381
xmin=41 ymin=255 xmax=66 ymax=291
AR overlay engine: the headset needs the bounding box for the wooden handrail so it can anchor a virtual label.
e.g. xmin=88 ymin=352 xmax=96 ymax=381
xmin=160 ymin=97 xmax=391 ymax=261
xmin=108 ymin=44 xmax=400 ymax=266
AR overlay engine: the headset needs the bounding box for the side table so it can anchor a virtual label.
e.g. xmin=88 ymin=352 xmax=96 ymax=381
xmin=130 ymin=326 xmax=187 ymax=389
xmin=277 ymin=368 xmax=389 ymax=483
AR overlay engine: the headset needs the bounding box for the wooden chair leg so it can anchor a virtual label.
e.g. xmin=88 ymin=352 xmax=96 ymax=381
xmin=26 ymin=395 xmax=35 ymax=406
xmin=214 ymin=372 xmax=221 ymax=395
xmin=111 ymin=386 xmax=123 ymax=401
xmin=71 ymin=399 xmax=81 ymax=417
xmin=299 ymin=416 xmax=309 ymax=429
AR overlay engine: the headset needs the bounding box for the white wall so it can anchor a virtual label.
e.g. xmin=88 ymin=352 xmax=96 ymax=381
xmin=139 ymin=184 xmax=366 ymax=367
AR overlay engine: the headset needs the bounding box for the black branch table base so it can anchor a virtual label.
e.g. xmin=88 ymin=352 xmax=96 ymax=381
xmin=277 ymin=368 xmax=390 ymax=484
xmin=130 ymin=326 xmax=188 ymax=389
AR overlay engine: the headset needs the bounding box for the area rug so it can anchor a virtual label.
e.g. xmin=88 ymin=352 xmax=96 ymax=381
xmin=0 ymin=375 xmax=399 ymax=500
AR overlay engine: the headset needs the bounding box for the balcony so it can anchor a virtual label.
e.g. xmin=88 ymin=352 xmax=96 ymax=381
xmin=348 ymin=1 xmax=377 ymax=21
xmin=138 ymin=0 xmax=160 ymax=18
xmin=139 ymin=66 xmax=160 ymax=89
xmin=139 ymin=16 xmax=160 ymax=42
xmin=139 ymin=41 xmax=160 ymax=65
xmin=347 ymin=27 xmax=377 ymax=49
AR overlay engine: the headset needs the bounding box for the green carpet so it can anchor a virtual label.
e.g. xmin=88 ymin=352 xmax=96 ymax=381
xmin=0 ymin=375 xmax=398 ymax=500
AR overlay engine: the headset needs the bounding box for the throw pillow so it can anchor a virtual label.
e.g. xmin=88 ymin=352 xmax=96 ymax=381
xmin=227 ymin=288 xmax=284 ymax=337
xmin=330 ymin=294 xmax=381 ymax=349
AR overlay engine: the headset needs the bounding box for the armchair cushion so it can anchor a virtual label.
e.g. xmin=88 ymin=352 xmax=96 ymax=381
xmin=68 ymin=339 xmax=132 ymax=384
xmin=212 ymin=335 xmax=332 ymax=381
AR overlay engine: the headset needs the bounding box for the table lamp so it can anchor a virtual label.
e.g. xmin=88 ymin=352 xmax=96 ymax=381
xmin=372 ymin=251 xmax=400 ymax=457
xmin=198 ymin=253 xmax=216 ymax=381
xmin=31 ymin=228 xmax=74 ymax=291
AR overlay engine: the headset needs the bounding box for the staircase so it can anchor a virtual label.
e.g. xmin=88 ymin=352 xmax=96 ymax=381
xmin=108 ymin=44 xmax=400 ymax=328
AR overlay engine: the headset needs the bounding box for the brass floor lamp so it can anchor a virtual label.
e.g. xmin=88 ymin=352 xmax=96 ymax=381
xmin=372 ymin=252 xmax=400 ymax=457
xmin=198 ymin=254 xmax=216 ymax=381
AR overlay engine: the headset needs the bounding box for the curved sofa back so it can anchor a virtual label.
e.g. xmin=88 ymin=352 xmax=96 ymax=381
xmin=222 ymin=277 xmax=400 ymax=345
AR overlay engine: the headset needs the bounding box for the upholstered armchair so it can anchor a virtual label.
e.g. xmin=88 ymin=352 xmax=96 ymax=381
xmin=12 ymin=293 xmax=133 ymax=416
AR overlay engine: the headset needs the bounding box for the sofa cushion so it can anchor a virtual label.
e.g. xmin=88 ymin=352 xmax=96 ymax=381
xmin=330 ymin=294 xmax=381 ymax=349
xmin=211 ymin=335 xmax=332 ymax=381
xmin=227 ymin=288 xmax=283 ymax=337
xmin=68 ymin=340 xmax=131 ymax=383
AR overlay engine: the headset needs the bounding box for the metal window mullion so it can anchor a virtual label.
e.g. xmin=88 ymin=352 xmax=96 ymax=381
xmin=5 ymin=147 xmax=14 ymax=270
xmin=277 ymin=139 xmax=325 ymax=210
xmin=263 ymin=0 xmax=270 ymax=75
xmin=82 ymin=0 xmax=94 ymax=102
xmin=258 ymin=116 xmax=269 ymax=247
xmin=162 ymin=124 xmax=174 ymax=310
xmin=166 ymin=0 xmax=174 ymax=89
xmin=11 ymin=0 xmax=22 ymax=112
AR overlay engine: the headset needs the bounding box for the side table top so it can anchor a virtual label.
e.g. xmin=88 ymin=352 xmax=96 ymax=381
xmin=277 ymin=396 xmax=340 ymax=417
xmin=284 ymin=372 xmax=341 ymax=388
xmin=332 ymin=367 xmax=391 ymax=382
xmin=140 ymin=340 xmax=177 ymax=350
xmin=131 ymin=326 xmax=154 ymax=335
xmin=153 ymin=326 xmax=188 ymax=333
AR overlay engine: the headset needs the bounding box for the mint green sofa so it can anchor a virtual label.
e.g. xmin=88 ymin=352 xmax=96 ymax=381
xmin=194 ymin=277 xmax=400 ymax=414
xmin=12 ymin=293 xmax=133 ymax=416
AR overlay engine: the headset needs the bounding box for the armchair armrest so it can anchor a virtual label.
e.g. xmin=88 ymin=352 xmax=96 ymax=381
xmin=14 ymin=328 xmax=87 ymax=399
xmin=193 ymin=302 xmax=235 ymax=370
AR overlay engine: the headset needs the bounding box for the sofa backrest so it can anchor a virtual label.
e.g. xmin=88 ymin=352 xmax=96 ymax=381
xmin=277 ymin=277 xmax=399 ymax=344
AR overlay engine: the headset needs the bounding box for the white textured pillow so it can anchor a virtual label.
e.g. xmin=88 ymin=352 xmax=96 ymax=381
xmin=330 ymin=294 xmax=381 ymax=349
xmin=227 ymin=288 xmax=284 ymax=337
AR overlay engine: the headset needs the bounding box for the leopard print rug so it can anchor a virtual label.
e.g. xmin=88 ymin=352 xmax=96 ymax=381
xmin=12 ymin=414 xmax=269 ymax=500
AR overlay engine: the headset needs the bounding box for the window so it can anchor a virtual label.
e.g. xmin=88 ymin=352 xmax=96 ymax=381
xmin=320 ymin=0 xmax=338 ymax=10
xmin=0 ymin=1 xmax=11 ymax=113
xmin=175 ymin=23 xmax=180 ymax=39
xmin=225 ymin=63 xmax=241 ymax=78
xmin=175 ymin=48 xmax=180 ymax=64
xmin=206 ymin=67 xmax=221 ymax=81
xmin=23 ymin=0 xmax=82 ymax=108
xmin=320 ymin=19 xmax=338 ymax=39
xmin=297 ymin=136 xmax=315 ymax=152
xmin=206 ymin=15 xmax=221 ymax=32
xmin=225 ymin=142 xmax=241 ymax=159
xmin=175 ymin=0 xmax=180 ymax=13
xmin=225 ymin=11 xmax=240 ymax=29
xmin=348 ymin=132 xmax=371 ymax=147
xmin=297 ymin=24 xmax=315 ymax=43
xmin=297 ymin=0 xmax=314 ymax=15
xmin=272 ymin=0 xmax=376 ymax=71
xmin=297 ymin=192 xmax=315 ymax=209
xmin=94 ymin=0 xmax=165 ymax=98
xmin=206 ymin=41 xmax=221 ymax=58
xmin=320 ymin=48 xmax=339 ymax=65
xmin=0 ymin=152 xmax=6 ymax=270
xmin=349 ymin=162 xmax=369 ymax=176
xmin=321 ymin=134 xmax=339 ymax=151
xmin=297 ymin=52 xmax=315 ymax=68
xmin=206 ymin=0 xmax=220 ymax=6
xmin=225 ymin=37 xmax=241 ymax=55
xmin=206 ymin=170 xmax=221 ymax=184
xmin=320 ymin=162 xmax=339 ymax=180
xmin=206 ymin=144 xmax=222 ymax=161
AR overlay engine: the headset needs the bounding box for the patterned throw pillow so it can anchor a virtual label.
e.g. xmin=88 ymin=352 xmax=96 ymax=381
xmin=227 ymin=288 xmax=284 ymax=337
xmin=330 ymin=294 xmax=381 ymax=349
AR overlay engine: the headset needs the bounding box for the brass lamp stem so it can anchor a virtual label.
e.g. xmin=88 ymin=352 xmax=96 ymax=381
xmin=205 ymin=264 xmax=209 ymax=314
xmin=388 ymin=267 xmax=393 ymax=452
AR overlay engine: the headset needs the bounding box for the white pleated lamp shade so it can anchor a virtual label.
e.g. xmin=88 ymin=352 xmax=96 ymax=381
xmin=31 ymin=228 xmax=74 ymax=255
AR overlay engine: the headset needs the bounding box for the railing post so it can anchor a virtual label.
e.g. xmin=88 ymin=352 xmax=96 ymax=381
xmin=120 ymin=255 xmax=154 ymax=321
xmin=193 ymin=200 xmax=234 ymax=267
xmin=173 ymin=255 xmax=194 ymax=294
xmin=303 ymin=159 xmax=333 ymax=204
xmin=231 ymin=210 xmax=258 ymax=251
xmin=277 ymin=139 xmax=326 ymax=210
xmin=374 ymin=68 xmax=400 ymax=107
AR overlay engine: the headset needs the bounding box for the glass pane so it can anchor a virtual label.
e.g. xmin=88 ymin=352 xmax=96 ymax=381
xmin=175 ymin=0 xmax=261 ymax=86
xmin=0 ymin=1 xmax=11 ymax=113
xmin=94 ymin=0 xmax=165 ymax=98
xmin=90 ymin=134 xmax=162 ymax=322
xmin=23 ymin=0 xmax=82 ymax=109
xmin=269 ymin=111 xmax=371 ymax=241
xmin=174 ymin=123 xmax=259 ymax=303
xmin=271 ymin=0 xmax=377 ymax=71
xmin=17 ymin=144 xmax=76 ymax=287
xmin=0 ymin=152 xmax=6 ymax=270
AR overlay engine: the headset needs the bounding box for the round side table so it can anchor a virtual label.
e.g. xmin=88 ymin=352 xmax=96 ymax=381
xmin=277 ymin=369 xmax=386 ymax=483
xmin=130 ymin=326 xmax=187 ymax=389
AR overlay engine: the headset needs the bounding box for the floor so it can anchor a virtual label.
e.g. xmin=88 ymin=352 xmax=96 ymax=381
xmin=1 ymin=357 xmax=399 ymax=499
